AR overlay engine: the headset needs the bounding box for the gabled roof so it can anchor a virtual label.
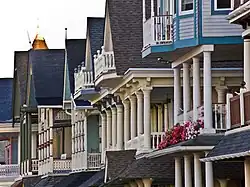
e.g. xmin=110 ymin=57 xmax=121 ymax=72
xmin=202 ymin=129 xmax=250 ymax=162
xmin=30 ymin=49 xmax=65 ymax=105
xmin=105 ymin=0 xmax=170 ymax=75
xmin=86 ymin=17 xmax=105 ymax=68
xmin=106 ymin=150 xmax=136 ymax=181
xmin=0 ymin=78 xmax=13 ymax=122
xmin=66 ymin=39 xmax=86 ymax=94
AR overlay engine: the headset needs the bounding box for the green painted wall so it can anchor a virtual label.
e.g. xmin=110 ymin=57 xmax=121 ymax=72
xmin=87 ymin=115 xmax=99 ymax=153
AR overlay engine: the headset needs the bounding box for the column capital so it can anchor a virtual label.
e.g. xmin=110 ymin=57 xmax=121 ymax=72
xmin=116 ymin=104 xmax=124 ymax=110
xmin=106 ymin=109 xmax=111 ymax=116
xmin=142 ymin=87 xmax=152 ymax=94
xmin=123 ymin=99 xmax=130 ymax=105
xmin=135 ymin=90 xmax=143 ymax=98
xmin=129 ymin=95 xmax=137 ymax=102
xmin=142 ymin=178 xmax=152 ymax=187
xmin=215 ymin=86 xmax=228 ymax=92
xmin=135 ymin=180 xmax=144 ymax=187
xmin=111 ymin=106 xmax=117 ymax=113
xmin=183 ymin=62 xmax=190 ymax=68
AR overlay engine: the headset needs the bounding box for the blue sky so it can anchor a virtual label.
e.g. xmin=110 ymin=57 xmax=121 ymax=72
xmin=0 ymin=0 xmax=105 ymax=78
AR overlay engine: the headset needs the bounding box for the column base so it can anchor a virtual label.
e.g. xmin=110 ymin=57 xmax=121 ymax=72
xmin=200 ymin=128 xmax=216 ymax=134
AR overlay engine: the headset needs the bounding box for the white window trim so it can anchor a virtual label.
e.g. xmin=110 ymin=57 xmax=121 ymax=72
xmin=179 ymin=0 xmax=194 ymax=15
xmin=214 ymin=0 xmax=234 ymax=11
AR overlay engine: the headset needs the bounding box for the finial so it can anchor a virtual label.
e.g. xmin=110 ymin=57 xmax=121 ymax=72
xmin=78 ymin=65 xmax=81 ymax=72
xmin=74 ymin=68 xmax=78 ymax=74
xmin=94 ymin=54 xmax=97 ymax=59
xmin=101 ymin=46 xmax=105 ymax=54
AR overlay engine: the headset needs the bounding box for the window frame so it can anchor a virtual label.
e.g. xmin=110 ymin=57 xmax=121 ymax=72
xmin=179 ymin=0 xmax=194 ymax=15
xmin=214 ymin=0 xmax=234 ymax=11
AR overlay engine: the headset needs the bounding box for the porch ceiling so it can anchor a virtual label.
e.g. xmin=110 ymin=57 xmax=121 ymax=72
xmin=151 ymin=87 xmax=173 ymax=103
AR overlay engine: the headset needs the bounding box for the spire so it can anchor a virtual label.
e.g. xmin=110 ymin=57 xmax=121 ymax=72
xmin=32 ymin=18 xmax=48 ymax=50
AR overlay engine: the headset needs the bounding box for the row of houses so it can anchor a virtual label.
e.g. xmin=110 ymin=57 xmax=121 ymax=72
xmin=8 ymin=0 xmax=250 ymax=186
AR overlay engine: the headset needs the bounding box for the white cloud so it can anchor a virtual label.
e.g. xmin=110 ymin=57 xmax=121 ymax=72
xmin=0 ymin=0 xmax=105 ymax=78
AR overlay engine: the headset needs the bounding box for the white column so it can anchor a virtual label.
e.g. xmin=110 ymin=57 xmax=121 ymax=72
xmin=101 ymin=112 xmax=107 ymax=163
xmin=111 ymin=107 xmax=117 ymax=149
xmin=203 ymin=51 xmax=213 ymax=130
xmin=244 ymin=38 xmax=250 ymax=90
xmin=194 ymin=153 xmax=202 ymax=187
xmin=157 ymin=104 xmax=163 ymax=132
xmin=151 ymin=0 xmax=154 ymax=17
xmin=123 ymin=100 xmax=130 ymax=148
xmin=143 ymin=88 xmax=152 ymax=151
xmin=142 ymin=178 xmax=152 ymax=187
xmin=217 ymin=179 xmax=229 ymax=187
xmin=117 ymin=105 xmax=124 ymax=150
xmin=136 ymin=91 xmax=144 ymax=135
xmin=183 ymin=63 xmax=191 ymax=121
xmin=106 ymin=110 xmax=112 ymax=149
xmin=245 ymin=157 xmax=250 ymax=187
xmin=175 ymin=157 xmax=182 ymax=187
xmin=18 ymin=133 xmax=21 ymax=164
xmin=164 ymin=104 xmax=169 ymax=131
xmin=129 ymin=95 xmax=137 ymax=139
xmin=216 ymin=86 xmax=228 ymax=104
xmin=174 ymin=68 xmax=181 ymax=124
xmin=184 ymin=155 xmax=192 ymax=187
xmin=193 ymin=57 xmax=201 ymax=121
xmin=205 ymin=161 xmax=214 ymax=187
xmin=83 ymin=114 xmax=88 ymax=169
xmin=142 ymin=0 xmax=146 ymax=22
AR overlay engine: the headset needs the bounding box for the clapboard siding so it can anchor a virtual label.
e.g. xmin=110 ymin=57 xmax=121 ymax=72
xmin=202 ymin=0 xmax=243 ymax=37
xmin=173 ymin=20 xmax=177 ymax=42
xmin=179 ymin=17 xmax=194 ymax=40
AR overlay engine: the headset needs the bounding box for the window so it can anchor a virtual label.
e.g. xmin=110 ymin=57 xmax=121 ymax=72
xmin=215 ymin=0 xmax=233 ymax=10
xmin=181 ymin=0 xmax=193 ymax=11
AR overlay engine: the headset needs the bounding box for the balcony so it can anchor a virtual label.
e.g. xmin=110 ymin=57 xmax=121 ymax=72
xmin=143 ymin=15 xmax=173 ymax=50
xmin=0 ymin=164 xmax=19 ymax=179
xmin=227 ymin=89 xmax=250 ymax=129
xmin=53 ymin=159 xmax=71 ymax=173
xmin=74 ymin=65 xmax=94 ymax=93
xmin=87 ymin=153 xmax=101 ymax=171
xmin=177 ymin=104 xmax=227 ymax=131
xmin=125 ymin=132 xmax=165 ymax=150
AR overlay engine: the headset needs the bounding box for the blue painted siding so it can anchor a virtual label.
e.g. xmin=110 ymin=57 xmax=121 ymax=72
xmin=202 ymin=0 xmax=243 ymax=37
xmin=0 ymin=78 xmax=13 ymax=122
xmin=179 ymin=17 xmax=194 ymax=40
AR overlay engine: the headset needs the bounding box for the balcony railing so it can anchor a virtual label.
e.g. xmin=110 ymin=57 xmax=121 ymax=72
xmin=0 ymin=164 xmax=19 ymax=178
xmin=53 ymin=159 xmax=71 ymax=173
xmin=143 ymin=15 xmax=173 ymax=49
xmin=74 ymin=64 xmax=94 ymax=93
xmin=227 ymin=89 xmax=250 ymax=129
xmin=87 ymin=153 xmax=101 ymax=170
xmin=177 ymin=104 xmax=227 ymax=130
xmin=126 ymin=132 xmax=165 ymax=150
xmin=31 ymin=159 xmax=38 ymax=173
xmin=94 ymin=46 xmax=115 ymax=79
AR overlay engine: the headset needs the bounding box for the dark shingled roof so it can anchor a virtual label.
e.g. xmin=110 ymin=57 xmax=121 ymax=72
xmin=206 ymin=129 xmax=250 ymax=159
xmin=30 ymin=49 xmax=65 ymax=105
xmin=106 ymin=0 xmax=170 ymax=76
xmin=106 ymin=150 xmax=136 ymax=181
xmin=22 ymin=175 xmax=41 ymax=187
xmin=14 ymin=51 xmax=29 ymax=105
xmin=0 ymin=78 xmax=13 ymax=122
xmin=55 ymin=171 xmax=96 ymax=187
xmin=66 ymin=39 xmax=86 ymax=93
xmin=87 ymin=17 xmax=105 ymax=68
xmin=34 ymin=175 xmax=65 ymax=187
xmin=80 ymin=170 xmax=104 ymax=187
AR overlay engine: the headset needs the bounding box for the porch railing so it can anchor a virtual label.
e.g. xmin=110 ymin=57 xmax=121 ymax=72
xmin=143 ymin=15 xmax=173 ymax=49
xmin=227 ymin=89 xmax=250 ymax=129
xmin=31 ymin=159 xmax=38 ymax=173
xmin=87 ymin=153 xmax=101 ymax=170
xmin=126 ymin=132 xmax=164 ymax=150
xmin=177 ymin=104 xmax=227 ymax=130
xmin=94 ymin=46 xmax=115 ymax=79
xmin=74 ymin=65 xmax=94 ymax=92
xmin=53 ymin=159 xmax=71 ymax=172
xmin=0 ymin=164 xmax=19 ymax=178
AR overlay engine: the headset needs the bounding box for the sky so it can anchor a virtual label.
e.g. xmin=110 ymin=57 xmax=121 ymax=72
xmin=0 ymin=0 xmax=105 ymax=78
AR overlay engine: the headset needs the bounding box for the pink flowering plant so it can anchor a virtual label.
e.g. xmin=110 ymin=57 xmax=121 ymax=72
xmin=158 ymin=116 xmax=204 ymax=150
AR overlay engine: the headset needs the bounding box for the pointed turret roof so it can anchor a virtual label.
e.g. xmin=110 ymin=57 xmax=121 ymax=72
xmin=32 ymin=24 xmax=48 ymax=50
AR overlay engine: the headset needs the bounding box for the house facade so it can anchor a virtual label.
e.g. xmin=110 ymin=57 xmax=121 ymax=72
xmin=12 ymin=0 xmax=250 ymax=187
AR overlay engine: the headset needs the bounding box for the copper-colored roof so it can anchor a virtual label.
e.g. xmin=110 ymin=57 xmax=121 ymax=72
xmin=32 ymin=25 xmax=48 ymax=50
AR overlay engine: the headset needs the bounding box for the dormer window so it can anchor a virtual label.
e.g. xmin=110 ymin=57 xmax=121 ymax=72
xmin=180 ymin=0 xmax=194 ymax=15
xmin=215 ymin=0 xmax=233 ymax=10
